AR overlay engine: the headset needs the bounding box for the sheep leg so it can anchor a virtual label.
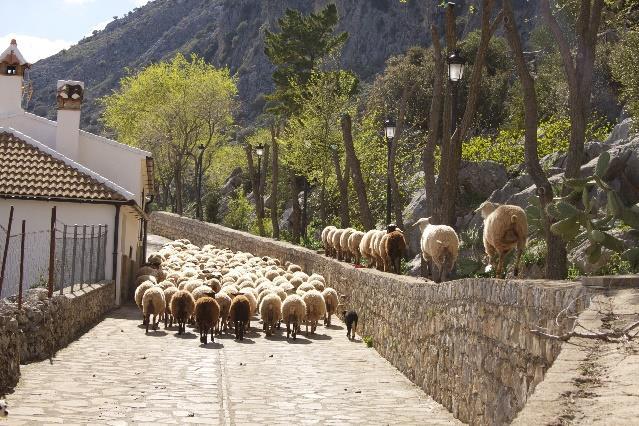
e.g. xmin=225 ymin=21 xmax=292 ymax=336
xmin=353 ymin=320 xmax=357 ymax=340
xmin=514 ymin=247 xmax=524 ymax=277
xmin=210 ymin=327 xmax=215 ymax=343
xmin=496 ymin=254 xmax=505 ymax=278
xmin=145 ymin=314 xmax=150 ymax=334
xmin=286 ymin=322 xmax=291 ymax=339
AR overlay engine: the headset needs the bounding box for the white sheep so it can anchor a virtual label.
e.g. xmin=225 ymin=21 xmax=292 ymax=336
xmin=331 ymin=228 xmax=346 ymax=260
xmin=321 ymin=225 xmax=337 ymax=257
xmin=281 ymin=294 xmax=306 ymax=340
xmin=142 ymin=286 xmax=166 ymax=333
xmin=413 ymin=217 xmax=460 ymax=282
xmin=259 ymin=292 xmax=283 ymax=336
xmin=215 ymin=292 xmax=232 ymax=333
xmin=476 ymin=201 xmax=528 ymax=277
xmin=163 ymin=286 xmax=178 ymax=328
xmin=134 ymin=280 xmax=155 ymax=323
xmin=321 ymin=287 xmax=339 ymax=326
xmin=359 ymin=229 xmax=379 ymax=268
xmin=339 ymin=228 xmax=356 ymax=262
xmin=302 ymin=289 xmax=326 ymax=335
xmin=348 ymin=231 xmax=365 ymax=265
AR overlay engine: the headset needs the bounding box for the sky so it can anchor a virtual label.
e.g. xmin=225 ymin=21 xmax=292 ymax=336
xmin=0 ymin=0 xmax=151 ymax=63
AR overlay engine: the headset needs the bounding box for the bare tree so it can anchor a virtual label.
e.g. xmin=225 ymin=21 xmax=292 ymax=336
xmin=423 ymin=24 xmax=444 ymax=218
xmin=341 ymin=113 xmax=374 ymax=230
xmin=502 ymin=0 xmax=568 ymax=279
xmin=438 ymin=0 xmax=503 ymax=226
xmin=540 ymin=0 xmax=604 ymax=180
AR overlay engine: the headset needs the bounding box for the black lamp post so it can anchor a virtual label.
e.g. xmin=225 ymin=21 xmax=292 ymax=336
xmin=255 ymin=144 xmax=264 ymax=216
xmin=384 ymin=118 xmax=396 ymax=226
xmin=197 ymin=144 xmax=205 ymax=220
xmin=447 ymin=48 xmax=466 ymax=132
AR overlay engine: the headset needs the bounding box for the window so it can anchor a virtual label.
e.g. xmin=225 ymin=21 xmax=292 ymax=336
xmin=6 ymin=66 xmax=17 ymax=75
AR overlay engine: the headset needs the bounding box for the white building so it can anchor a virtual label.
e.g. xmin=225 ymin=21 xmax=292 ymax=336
xmin=0 ymin=39 xmax=153 ymax=305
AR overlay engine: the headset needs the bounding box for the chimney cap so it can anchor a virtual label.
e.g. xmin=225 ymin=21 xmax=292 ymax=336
xmin=10 ymin=39 xmax=16 ymax=45
xmin=57 ymin=80 xmax=85 ymax=90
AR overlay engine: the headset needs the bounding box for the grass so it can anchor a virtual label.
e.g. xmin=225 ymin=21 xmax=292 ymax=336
xmin=363 ymin=336 xmax=374 ymax=348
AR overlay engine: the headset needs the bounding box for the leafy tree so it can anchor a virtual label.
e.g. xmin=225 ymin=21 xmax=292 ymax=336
xmin=102 ymin=54 xmax=237 ymax=215
xmin=264 ymin=4 xmax=348 ymax=117
xmin=611 ymin=31 xmax=639 ymax=124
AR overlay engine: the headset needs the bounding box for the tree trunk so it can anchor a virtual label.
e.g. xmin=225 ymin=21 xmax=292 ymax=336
xmin=503 ymin=0 xmax=567 ymax=279
xmin=332 ymin=149 xmax=350 ymax=228
xmin=440 ymin=0 xmax=501 ymax=227
xmin=290 ymin=174 xmax=302 ymax=244
xmin=434 ymin=3 xmax=457 ymax=224
xmin=244 ymin=145 xmax=264 ymax=236
xmin=319 ymin=178 xmax=327 ymax=226
xmin=341 ymin=114 xmax=374 ymax=230
xmin=424 ymin=24 xmax=444 ymax=219
xmin=389 ymin=89 xmax=408 ymax=232
xmin=540 ymin=0 xmax=604 ymax=180
xmin=270 ymin=126 xmax=280 ymax=239
xmin=174 ymin=166 xmax=183 ymax=215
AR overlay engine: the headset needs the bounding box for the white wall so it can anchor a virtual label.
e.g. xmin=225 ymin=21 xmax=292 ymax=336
xmin=0 ymin=76 xmax=22 ymax=115
xmin=0 ymin=199 xmax=117 ymax=297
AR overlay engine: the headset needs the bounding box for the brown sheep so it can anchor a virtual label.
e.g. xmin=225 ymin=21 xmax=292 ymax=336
xmin=170 ymin=290 xmax=196 ymax=335
xmin=381 ymin=226 xmax=407 ymax=274
xmin=476 ymin=202 xmax=528 ymax=278
xmin=194 ymin=295 xmax=220 ymax=344
xmin=229 ymin=294 xmax=251 ymax=341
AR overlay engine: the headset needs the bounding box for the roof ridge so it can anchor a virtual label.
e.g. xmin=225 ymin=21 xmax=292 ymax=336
xmin=0 ymin=127 xmax=134 ymax=200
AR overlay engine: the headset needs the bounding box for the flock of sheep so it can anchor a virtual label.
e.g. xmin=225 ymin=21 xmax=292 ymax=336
xmin=321 ymin=201 xmax=529 ymax=281
xmin=133 ymin=239 xmax=358 ymax=344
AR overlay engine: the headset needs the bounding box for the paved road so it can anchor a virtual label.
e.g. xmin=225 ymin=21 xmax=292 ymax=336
xmin=6 ymin=305 xmax=458 ymax=425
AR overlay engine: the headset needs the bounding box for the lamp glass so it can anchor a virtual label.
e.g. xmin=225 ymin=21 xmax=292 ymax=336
xmin=385 ymin=124 xmax=396 ymax=139
xmin=448 ymin=62 xmax=464 ymax=82
xmin=256 ymin=145 xmax=264 ymax=157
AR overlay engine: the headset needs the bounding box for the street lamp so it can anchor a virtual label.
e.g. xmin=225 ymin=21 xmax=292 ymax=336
xmin=384 ymin=118 xmax=396 ymax=226
xmin=255 ymin=144 xmax=264 ymax=218
xmin=447 ymin=49 xmax=466 ymax=130
xmin=197 ymin=144 xmax=205 ymax=220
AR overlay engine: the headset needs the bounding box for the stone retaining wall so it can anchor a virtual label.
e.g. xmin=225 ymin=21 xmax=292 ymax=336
xmin=150 ymin=212 xmax=590 ymax=425
xmin=0 ymin=282 xmax=115 ymax=393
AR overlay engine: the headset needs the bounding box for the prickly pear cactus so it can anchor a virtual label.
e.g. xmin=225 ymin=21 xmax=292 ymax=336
xmin=541 ymin=151 xmax=639 ymax=270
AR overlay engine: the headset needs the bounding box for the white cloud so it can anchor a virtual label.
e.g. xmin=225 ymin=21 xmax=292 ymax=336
xmin=0 ymin=34 xmax=72 ymax=63
xmin=133 ymin=0 xmax=150 ymax=6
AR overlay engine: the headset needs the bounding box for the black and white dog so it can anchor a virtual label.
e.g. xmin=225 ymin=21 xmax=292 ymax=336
xmin=0 ymin=399 xmax=8 ymax=418
xmin=343 ymin=310 xmax=358 ymax=340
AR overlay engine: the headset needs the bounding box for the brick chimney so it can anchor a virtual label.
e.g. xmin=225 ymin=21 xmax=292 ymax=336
xmin=0 ymin=39 xmax=30 ymax=115
xmin=55 ymin=80 xmax=84 ymax=160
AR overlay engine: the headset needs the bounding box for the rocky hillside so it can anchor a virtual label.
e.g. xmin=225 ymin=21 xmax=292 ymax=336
xmin=26 ymin=0 xmax=540 ymax=134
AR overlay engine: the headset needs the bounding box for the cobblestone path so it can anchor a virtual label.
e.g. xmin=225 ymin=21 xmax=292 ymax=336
xmin=6 ymin=305 xmax=458 ymax=425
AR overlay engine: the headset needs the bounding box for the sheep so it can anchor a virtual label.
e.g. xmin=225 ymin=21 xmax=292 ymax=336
xmin=156 ymin=280 xmax=175 ymax=290
xmin=308 ymin=279 xmax=325 ymax=292
xmin=194 ymin=295 xmax=220 ymax=344
xmin=339 ymin=228 xmax=356 ymax=262
xmin=260 ymin=292 xmax=283 ymax=336
xmin=343 ymin=310 xmax=358 ymax=340
xmin=360 ymin=229 xmax=384 ymax=269
xmin=380 ymin=227 xmax=407 ymax=274
xmin=240 ymin=288 xmax=258 ymax=315
xmin=321 ymin=288 xmax=339 ymax=326
xmin=413 ymin=217 xmax=460 ymax=282
xmin=302 ymin=290 xmax=326 ymax=335
xmin=287 ymin=263 xmax=302 ymax=273
xmin=296 ymin=282 xmax=316 ymax=296
xmin=163 ymin=286 xmax=178 ymax=328
xmin=321 ymin=225 xmax=337 ymax=257
xmin=348 ymin=231 xmax=365 ymax=265
xmin=142 ymin=286 xmax=166 ymax=333
xmin=192 ymin=285 xmax=215 ymax=301
xmin=325 ymin=227 xmax=338 ymax=258
xmin=331 ymin=228 xmax=346 ymax=260
xmin=134 ymin=280 xmax=155 ymax=323
xmin=170 ymin=290 xmax=196 ymax=335
xmin=135 ymin=274 xmax=157 ymax=287
xmin=215 ymin=292 xmax=232 ymax=333
xmin=137 ymin=265 xmax=159 ymax=278
xmin=229 ymin=295 xmax=251 ymax=340
xmin=281 ymin=294 xmax=306 ymax=340
xmin=370 ymin=230 xmax=387 ymax=270
xmin=476 ymin=201 xmax=528 ymax=278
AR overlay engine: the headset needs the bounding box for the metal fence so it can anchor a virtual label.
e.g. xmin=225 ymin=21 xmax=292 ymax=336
xmin=0 ymin=206 xmax=109 ymax=302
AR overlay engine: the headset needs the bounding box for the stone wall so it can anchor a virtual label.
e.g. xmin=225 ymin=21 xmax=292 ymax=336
xmin=150 ymin=212 xmax=590 ymax=425
xmin=0 ymin=282 xmax=114 ymax=393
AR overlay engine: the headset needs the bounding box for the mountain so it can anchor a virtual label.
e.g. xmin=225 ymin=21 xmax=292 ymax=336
xmin=25 ymin=0 xmax=541 ymax=134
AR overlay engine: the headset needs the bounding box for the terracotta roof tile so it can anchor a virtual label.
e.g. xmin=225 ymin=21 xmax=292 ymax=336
xmin=0 ymin=132 xmax=126 ymax=202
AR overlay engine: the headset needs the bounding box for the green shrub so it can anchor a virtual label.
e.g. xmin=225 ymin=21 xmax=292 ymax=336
xmin=363 ymin=336 xmax=374 ymax=347
xmin=223 ymin=189 xmax=255 ymax=231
